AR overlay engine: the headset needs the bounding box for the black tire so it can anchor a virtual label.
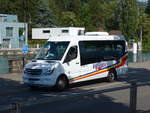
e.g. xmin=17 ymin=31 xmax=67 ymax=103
xmin=106 ymin=70 xmax=116 ymax=82
xmin=29 ymin=85 xmax=39 ymax=90
xmin=55 ymin=76 xmax=68 ymax=91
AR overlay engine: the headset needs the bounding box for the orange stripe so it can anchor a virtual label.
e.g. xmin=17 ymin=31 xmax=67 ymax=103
xmin=71 ymin=69 xmax=109 ymax=82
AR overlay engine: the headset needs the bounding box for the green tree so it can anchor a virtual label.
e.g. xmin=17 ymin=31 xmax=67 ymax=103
xmin=145 ymin=0 xmax=150 ymax=16
xmin=54 ymin=0 xmax=81 ymax=15
xmin=141 ymin=14 xmax=150 ymax=50
xmin=48 ymin=0 xmax=60 ymax=25
xmin=67 ymin=0 xmax=81 ymax=15
xmin=80 ymin=3 xmax=93 ymax=30
xmin=105 ymin=0 xmax=120 ymax=31
xmin=12 ymin=0 xmax=44 ymax=39
xmin=33 ymin=1 xmax=56 ymax=27
xmin=83 ymin=0 xmax=118 ymax=31
xmin=53 ymin=0 xmax=82 ymax=26
xmin=60 ymin=11 xmax=80 ymax=27
xmin=0 ymin=0 xmax=15 ymax=14
xmin=119 ymin=0 xmax=139 ymax=41
xmin=14 ymin=0 xmax=43 ymax=23
xmin=88 ymin=0 xmax=106 ymax=30
xmin=54 ymin=0 xmax=69 ymax=11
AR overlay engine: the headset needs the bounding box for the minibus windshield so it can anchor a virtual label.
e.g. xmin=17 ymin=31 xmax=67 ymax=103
xmin=36 ymin=41 xmax=70 ymax=60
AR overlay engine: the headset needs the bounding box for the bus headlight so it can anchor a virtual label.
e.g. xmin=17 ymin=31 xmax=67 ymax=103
xmin=44 ymin=63 xmax=59 ymax=75
xmin=45 ymin=68 xmax=54 ymax=75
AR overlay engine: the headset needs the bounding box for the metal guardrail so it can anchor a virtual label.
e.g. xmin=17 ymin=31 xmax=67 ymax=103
xmin=0 ymin=82 xmax=149 ymax=113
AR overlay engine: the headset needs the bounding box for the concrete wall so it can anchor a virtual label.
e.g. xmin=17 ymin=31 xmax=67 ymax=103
xmin=8 ymin=58 xmax=30 ymax=73
xmin=0 ymin=49 xmax=39 ymax=74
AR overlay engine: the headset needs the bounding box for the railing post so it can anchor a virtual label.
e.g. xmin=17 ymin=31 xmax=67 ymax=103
xmin=130 ymin=82 xmax=137 ymax=113
xmin=11 ymin=102 xmax=21 ymax=113
xmin=22 ymin=53 xmax=25 ymax=68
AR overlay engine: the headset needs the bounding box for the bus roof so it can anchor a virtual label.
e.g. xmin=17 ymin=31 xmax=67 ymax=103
xmin=48 ymin=35 xmax=126 ymax=42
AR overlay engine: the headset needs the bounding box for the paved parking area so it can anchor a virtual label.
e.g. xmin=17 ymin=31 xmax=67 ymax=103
xmin=0 ymin=61 xmax=150 ymax=113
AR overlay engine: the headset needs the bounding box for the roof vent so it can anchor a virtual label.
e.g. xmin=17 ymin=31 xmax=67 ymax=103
xmin=85 ymin=32 xmax=109 ymax=36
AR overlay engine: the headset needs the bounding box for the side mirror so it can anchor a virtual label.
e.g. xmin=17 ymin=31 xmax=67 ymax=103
xmin=63 ymin=46 xmax=77 ymax=63
xmin=64 ymin=55 xmax=72 ymax=63
xmin=32 ymin=59 xmax=37 ymax=62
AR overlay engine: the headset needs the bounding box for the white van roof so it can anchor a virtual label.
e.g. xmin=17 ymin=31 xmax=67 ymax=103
xmin=48 ymin=35 xmax=125 ymax=42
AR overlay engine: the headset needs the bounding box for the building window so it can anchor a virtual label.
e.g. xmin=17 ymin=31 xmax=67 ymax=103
xmin=3 ymin=39 xmax=10 ymax=48
xmin=6 ymin=27 xmax=13 ymax=37
xmin=43 ymin=30 xmax=50 ymax=33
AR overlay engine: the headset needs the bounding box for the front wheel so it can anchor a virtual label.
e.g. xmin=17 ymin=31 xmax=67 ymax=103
xmin=55 ymin=76 xmax=69 ymax=91
xmin=29 ymin=85 xmax=39 ymax=90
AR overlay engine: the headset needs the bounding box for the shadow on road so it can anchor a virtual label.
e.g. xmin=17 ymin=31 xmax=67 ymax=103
xmin=19 ymin=93 xmax=130 ymax=113
xmin=137 ymin=110 xmax=150 ymax=113
xmin=120 ymin=67 xmax=150 ymax=84
xmin=0 ymin=74 xmax=25 ymax=92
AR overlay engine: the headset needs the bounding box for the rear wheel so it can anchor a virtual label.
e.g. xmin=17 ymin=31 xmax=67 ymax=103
xmin=55 ymin=76 xmax=68 ymax=90
xmin=106 ymin=70 xmax=117 ymax=82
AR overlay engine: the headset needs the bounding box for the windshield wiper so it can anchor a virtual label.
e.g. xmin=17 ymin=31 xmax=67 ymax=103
xmin=44 ymin=58 xmax=57 ymax=60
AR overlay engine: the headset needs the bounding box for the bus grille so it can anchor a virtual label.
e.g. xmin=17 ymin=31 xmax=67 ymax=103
xmin=25 ymin=69 xmax=42 ymax=75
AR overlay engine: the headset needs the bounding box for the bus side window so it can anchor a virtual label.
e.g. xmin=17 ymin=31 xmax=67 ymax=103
xmin=116 ymin=45 xmax=123 ymax=54
xmin=113 ymin=42 xmax=125 ymax=60
xmin=64 ymin=46 xmax=78 ymax=63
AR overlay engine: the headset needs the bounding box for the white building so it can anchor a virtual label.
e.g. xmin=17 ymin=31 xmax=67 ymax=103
xmin=32 ymin=27 xmax=85 ymax=39
xmin=0 ymin=14 xmax=28 ymax=48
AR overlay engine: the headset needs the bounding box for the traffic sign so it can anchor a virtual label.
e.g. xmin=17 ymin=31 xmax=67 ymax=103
xmin=22 ymin=45 xmax=29 ymax=53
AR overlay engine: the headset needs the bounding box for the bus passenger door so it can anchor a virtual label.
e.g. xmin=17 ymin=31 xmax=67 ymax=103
xmin=63 ymin=46 xmax=81 ymax=80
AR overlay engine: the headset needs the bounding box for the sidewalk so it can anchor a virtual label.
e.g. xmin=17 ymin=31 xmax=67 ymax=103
xmin=0 ymin=73 xmax=22 ymax=82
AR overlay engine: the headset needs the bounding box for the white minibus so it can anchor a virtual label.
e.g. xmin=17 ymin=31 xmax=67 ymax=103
xmin=23 ymin=27 xmax=128 ymax=90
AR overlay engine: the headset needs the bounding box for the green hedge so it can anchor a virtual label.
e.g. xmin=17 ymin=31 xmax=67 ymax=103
xmin=28 ymin=40 xmax=47 ymax=45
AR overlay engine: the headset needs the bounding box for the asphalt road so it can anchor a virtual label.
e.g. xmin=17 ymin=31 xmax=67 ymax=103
xmin=0 ymin=62 xmax=150 ymax=113
xmin=12 ymin=86 xmax=150 ymax=113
